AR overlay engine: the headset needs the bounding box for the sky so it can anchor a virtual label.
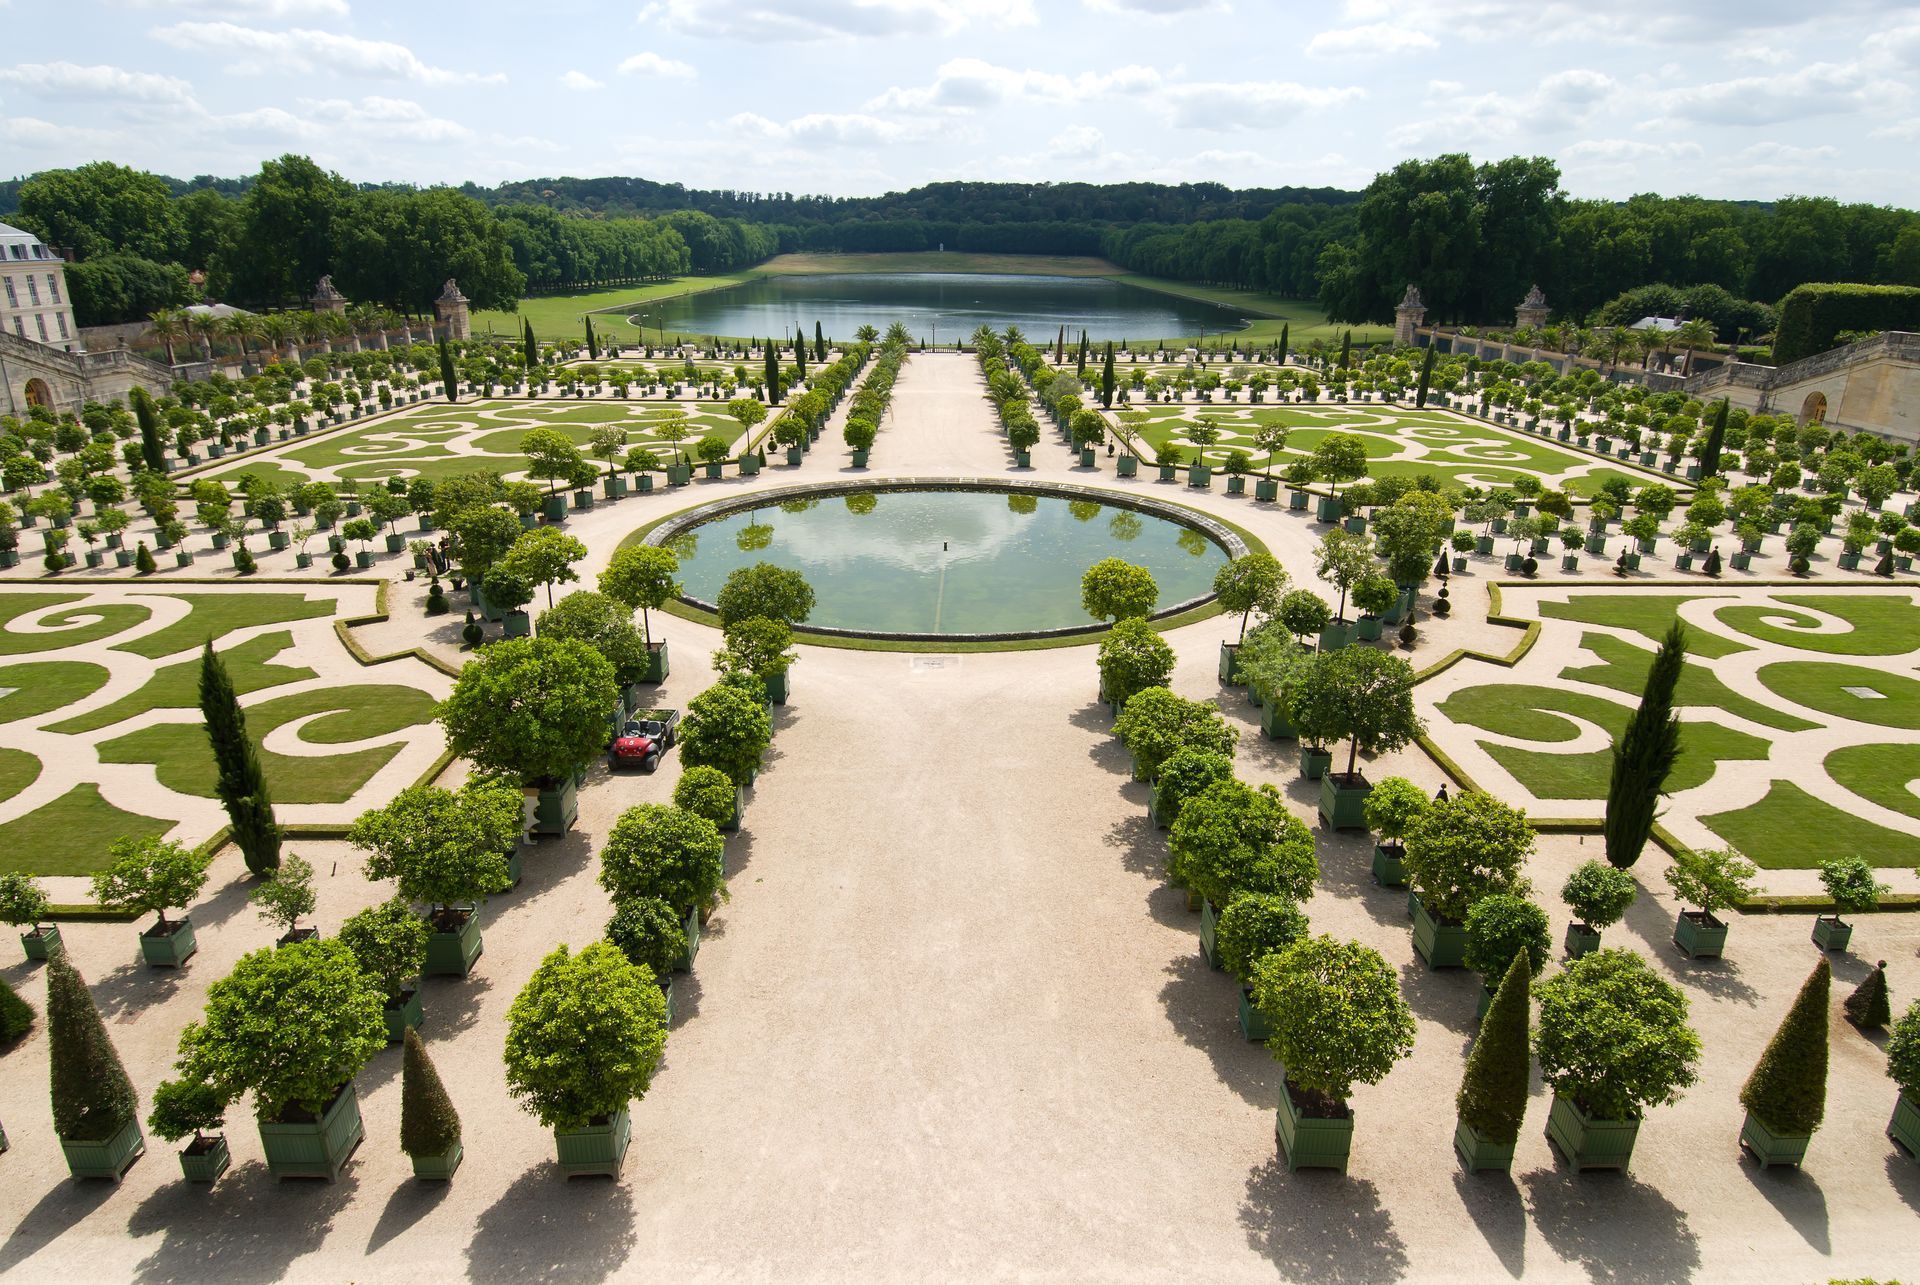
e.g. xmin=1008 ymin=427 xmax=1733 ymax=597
xmin=3 ymin=0 xmax=1920 ymax=205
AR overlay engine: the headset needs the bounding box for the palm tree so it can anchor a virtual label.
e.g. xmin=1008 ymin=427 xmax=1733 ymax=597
xmin=375 ymin=308 xmax=403 ymax=352
xmin=320 ymin=310 xmax=352 ymax=355
xmin=297 ymin=311 xmax=328 ymax=357
xmin=855 ymin=324 xmax=879 ymax=344
xmin=1672 ymin=317 xmax=1717 ymax=375
xmin=222 ymin=312 xmax=257 ymax=368
xmin=149 ymin=308 xmax=186 ymax=365
xmin=1632 ymin=326 xmax=1665 ymax=371
xmin=885 ymin=322 xmax=912 ymax=347
xmin=186 ymin=310 xmax=220 ymax=361
xmin=347 ymin=302 xmax=383 ymax=353
xmin=258 ymin=313 xmax=295 ymax=365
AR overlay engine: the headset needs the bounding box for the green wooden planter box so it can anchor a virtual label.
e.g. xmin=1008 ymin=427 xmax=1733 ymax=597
xmin=1812 ymin=915 xmax=1852 ymax=951
xmin=1412 ymin=895 xmax=1467 ymax=968
xmin=424 ymin=910 xmax=483 ymax=977
xmin=411 ymin=1141 xmax=463 ymax=1181
xmin=1889 ymin=1091 xmax=1920 ymax=1157
xmin=572 ymin=488 xmax=595 ymax=511
xmin=1199 ymin=899 xmax=1224 ymax=970
xmin=1740 ymin=1111 xmax=1811 ymax=1168
xmin=60 ymin=1117 xmax=146 ymax=1182
xmin=1238 ymin=986 xmax=1271 ymax=1042
xmin=1147 ymin=785 xmax=1170 ymax=830
xmin=1259 ymin=694 xmax=1293 ymax=740
xmin=534 ymin=774 xmax=579 ymax=835
xmin=1218 ymin=640 xmax=1242 ymax=685
xmin=178 ymin=1134 xmax=231 ymax=1183
xmin=1289 ymin=489 xmax=1309 ymax=511
xmin=1344 ymin=516 xmax=1367 ymax=535
xmin=1116 ymin=455 xmax=1138 ymax=477
xmin=1565 ymin=923 xmax=1601 ymax=959
xmin=1254 ymin=477 xmax=1278 ymax=502
xmin=1276 ymin=1079 xmax=1354 ymax=1174
xmin=766 ymin=669 xmax=789 ymax=705
xmin=1354 ymin=615 xmax=1383 ymax=641
xmin=659 ymin=975 xmax=676 ymax=1025
xmin=676 ymin=905 xmax=701 ymax=972
xmin=1298 ymin=745 xmax=1331 ymax=780
xmin=1318 ymin=619 xmax=1351 ymax=651
xmin=1454 ymin=1118 xmax=1515 ymax=1173
xmin=141 ymin=917 xmax=198 ymax=967
xmin=719 ymin=784 xmax=744 ymax=833
xmin=1319 ymin=773 xmax=1371 ymax=830
xmin=542 ymin=495 xmax=567 ymax=522
xmin=1370 ymin=843 xmax=1406 ymax=888
xmin=1545 ymin=1095 xmax=1638 ymax=1173
xmin=555 ymin=1107 xmax=631 ymax=1178
xmin=1673 ymin=910 xmax=1727 ymax=959
xmin=384 ymin=988 xmax=424 ymax=1043
xmin=1187 ymin=463 xmax=1212 ymax=488
xmin=1315 ymin=496 xmax=1343 ymax=523
xmin=21 ymin=923 xmax=61 ymax=961
xmin=260 ymin=1082 xmax=364 ymax=1181
xmin=642 ymin=640 xmax=670 ymax=683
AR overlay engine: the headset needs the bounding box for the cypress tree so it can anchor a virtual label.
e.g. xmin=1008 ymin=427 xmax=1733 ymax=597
xmin=1456 ymin=952 xmax=1531 ymax=1145
xmin=1101 ymin=341 xmax=1116 ymax=409
xmin=1077 ymin=331 xmax=1089 ymax=376
xmin=1699 ymin=398 xmax=1729 ymax=477
xmin=1603 ymin=621 xmax=1685 ymax=869
xmin=1846 ymin=960 xmax=1892 ymax=1028
xmin=1415 ymin=345 xmax=1436 ymax=408
xmin=134 ymin=542 xmax=156 ymax=575
xmin=200 ymin=642 xmax=281 ymax=875
xmin=585 ymin=314 xmax=598 ymax=360
xmin=1279 ymin=323 xmax=1290 ymax=360
xmin=400 ymin=1027 xmax=462 ymax=1159
xmin=1740 ymin=958 xmax=1829 ymax=1138
xmin=794 ymin=325 xmax=807 ymax=378
xmin=814 ymin=321 xmax=826 ymax=362
xmin=1056 ymin=325 xmax=1065 ymax=364
xmin=47 ymin=952 xmax=138 ymax=1142
xmin=1339 ymin=329 xmax=1352 ymax=371
xmin=0 ymin=973 xmax=33 ymax=1043
xmin=522 ymin=319 xmax=538 ymax=371
xmin=438 ymin=337 xmax=458 ymax=403
xmin=131 ymin=386 xmax=165 ymax=473
xmin=764 ymin=347 xmax=782 ymax=404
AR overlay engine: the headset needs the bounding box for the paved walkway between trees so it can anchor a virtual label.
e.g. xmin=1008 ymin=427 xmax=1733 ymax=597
xmin=3 ymin=354 xmax=1919 ymax=1282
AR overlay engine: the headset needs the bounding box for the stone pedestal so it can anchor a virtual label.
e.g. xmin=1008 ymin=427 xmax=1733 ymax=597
xmin=1393 ymin=285 xmax=1426 ymax=348
xmin=435 ymin=279 xmax=471 ymax=342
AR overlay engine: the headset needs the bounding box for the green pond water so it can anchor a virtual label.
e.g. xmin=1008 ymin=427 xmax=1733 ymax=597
xmin=667 ymin=488 xmax=1228 ymax=635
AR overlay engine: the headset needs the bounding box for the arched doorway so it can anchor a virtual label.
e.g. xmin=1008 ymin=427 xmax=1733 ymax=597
xmin=1800 ymin=390 xmax=1828 ymax=426
xmin=22 ymin=378 xmax=50 ymax=409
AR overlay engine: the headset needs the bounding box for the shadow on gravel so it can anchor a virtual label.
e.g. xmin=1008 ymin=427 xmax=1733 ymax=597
xmin=1618 ymin=893 xmax=1759 ymax=1007
xmin=1738 ymin=1156 xmax=1830 ymax=1254
xmin=91 ymin=953 xmax=189 ymax=1020
xmin=0 ymin=1176 xmax=117 ymax=1276
xmin=365 ymin=1175 xmax=451 ymax=1255
xmin=1451 ymin=1168 xmax=1527 ymax=1278
xmin=1156 ymin=948 xmax=1275 ymax=1109
xmin=1521 ymin=1167 xmax=1700 ymax=1283
xmin=127 ymin=1158 xmax=359 ymax=1284
xmin=1240 ymin=1158 xmax=1409 ymax=1283
xmin=1396 ymin=959 xmax=1478 ymax=1038
xmin=464 ymin=1164 xmax=637 ymax=1284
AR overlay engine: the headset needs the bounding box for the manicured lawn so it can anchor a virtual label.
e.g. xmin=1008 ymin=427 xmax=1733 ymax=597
xmin=0 ymin=783 xmax=175 ymax=876
xmin=1538 ymin=594 xmax=1749 ymax=659
xmin=113 ymin=592 xmax=336 ymax=660
xmin=1825 ymin=742 xmax=1920 ymax=822
xmin=0 ymin=593 xmax=152 ymax=656
xmin=0 ymin=746 xmax=41 ymax=804
xmin=1703 ymin=780 xmax=1920 ymax=869
xmin=1713 ymin=594 xmax=1919 ymax=656
xmin=50 ymin=631 xmax=315 ymax=735
xmin=96 ymin=682 xmax=437 ymax=804
xmin=1560 ymin=632 xmax=1816 ymax=732
xmin=0 ymin=661 xmax=111 ymax=724
xmin=1756 ymin=661 xmax=1920 ymax=729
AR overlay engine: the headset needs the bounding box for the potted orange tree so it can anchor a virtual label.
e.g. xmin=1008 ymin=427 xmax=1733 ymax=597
xmin=89 ymin=836 xmax=211 ymax=968
xmin=0 ymin=873 xmax=59 ymax=962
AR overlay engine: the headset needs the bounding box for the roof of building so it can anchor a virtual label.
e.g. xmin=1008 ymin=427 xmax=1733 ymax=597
xmin=1633 ymin=315 xmax=1683 ymax=333
xmin=184 ymin=303 xmax=252 ymax=319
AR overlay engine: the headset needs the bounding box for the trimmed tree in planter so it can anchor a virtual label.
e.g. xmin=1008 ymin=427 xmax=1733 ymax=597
xmin=600 ymin=804 xmax=727 ymax=923
xmin=401 ymin=1028 xmax=463 ymax=1180
xmin=436 ymin=635 xmax=618 ymax=836
xmin=200 ymin=641 xmax=280 ymax=875
xmin=248 ymin=851 xmax=317 ymax=944
xmin=715 ymin=615 xmax=798 ymax=705
xmin=349 ymin=777 xmax=520 ymax=979
xmin=1455 ymin=953 xmax=1533 ymax=1173
xmin=716 ymin=561 xmax=816 ymax=628
xmin=1276 ymin=587 xmax=1332 ymax=649
xmin=1302 ymin=646 xmax=1424 ymax=830
xmin=1362 ymin=776 xmax=1426 ymax=888
xmin=536 ymin=591 xmax=651 ymax=689
xmin=0 ymin=872 xmax=59 ymax=961
xmin=1080 ymin=557 xmax=1159 ymax=623
xmin=1463 ymin=893 xmax=1550 ymax=1015
xmin=1738 ymin=958 xmax=1830 ymax=1167
xmin=1814 ymin=856 xmax=1888 ymax=952
xmin=606 ymin=895 xmax=689 ymax=1016
xmin=147 ymin=1076 xmax=230 ymax=1184
xmin=1664 ymin=845 xmax=1756 ymax=959
xmin=1401 ymin=792 xmax=1536 ymax=969
xmin=1534 ymin=948 xmax=1700 ymax=1172
xmin=1559 ymin=860 xmax=1637 ymax=958
xmin=1252 ymin=935 xmax=1415 ymax=1173
xmin=1170 ymin=779 xmax=1317 ymax=962
xmin=1846 ymin=961 xmax=1892 ymax=1029
xmin=680 ymin=681 xmax=774 ymax=789
xmin=673 ymin=764 xmax=742 ymax=834
xmin=1113 ymin=687 xmax=1239 ymax=783
xmin=47 ymin=952 xmax=145 ymax=1180
xmin=1888 ymin=999 xmax=1920 ymax=1157
xmin=1312 ymin=528 xmax=1373 ymax=639
xmin=1151 ymin=747 xmax=1234 ymax=831
xmin=1603 ymin=622 xmax=1685 ymax=870
xmin=171 ymin=939 xmax=386 ymax=1181
xmin=504 ymin=942 xmax=669 ymax=1177
xmin=90 ymin=836 xmax=211 ymax=968
xmin=1215 ymin=893 xmax=1309 ymax=1042
xmin=1096 ymin=617 xmax=1175 ymax=710
xmin=1212 ymin=553 xmax=1287 ymax=682
xmin=339 ymin=897 xmax=432 ymax=1041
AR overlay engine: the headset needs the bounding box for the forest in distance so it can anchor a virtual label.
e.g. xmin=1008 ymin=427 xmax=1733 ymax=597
xmin=7 ymin=153 xmax=1919 ymax=334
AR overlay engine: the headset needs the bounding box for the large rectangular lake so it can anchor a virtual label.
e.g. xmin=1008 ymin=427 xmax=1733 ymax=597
xmin=615 ymin=273 xmax=1249 ymax=344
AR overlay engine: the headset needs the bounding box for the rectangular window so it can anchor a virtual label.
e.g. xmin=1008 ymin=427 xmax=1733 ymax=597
xmin=2 ymin=277 xmax=14 ymax=308
xmin=35 ymin=314 xmax=48 ymax=342
xmin=11 ymin=317 xmax=21 ymax=337
xmin=7 ymin=245 xmax=21 ymax=260
xmin=46 ymin=274 xmax=59 ymax=305
xmin=26 ymin=277 xmax=39 ymax=306
xmin=57 ymin=314 xmax=69 ymax=340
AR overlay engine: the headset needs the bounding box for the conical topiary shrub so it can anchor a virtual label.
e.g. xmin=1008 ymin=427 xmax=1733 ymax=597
xmin=1455 ymin=952 xmax=1532 ymax=1171
xmin=0 ymin=973 xmax=34 ymax=1043
xmin=1739 ymin=958 xmax=1829 ymax=1165
xmin=48 ymin=952 xmax=138 ymax=1141
xmin=1846 ymin=960 xmax=1892 ymax=1029
xmin=401 ymin=1028 xmax=462 ymax=1178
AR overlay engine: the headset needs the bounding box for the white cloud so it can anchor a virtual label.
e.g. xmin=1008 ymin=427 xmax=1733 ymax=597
xmin=0 ymin=116 xmax=126 ymax=149
xmin=617 ymin=51 xmax=696 ymax=79
xmin=122 ymin=0 xmax=350 ymax=16
xmin=1085 ymin=0 xmax=1228 ymax=14
xmin=637 ymin=0 xmax=1034 ymax=41
xmin=207 ymin=95 xmax=472 ymax=144
xmin=1306 ymin=23 xmax=1437 ymax=57
xmin=0 ymin=60 xmax=196 ymax=103
xmin=149 ymin=21 xmax=503 ymax=85
xmin=866 ymin=58 xmax=1161 ymax=112
xmin=1160 ymin=80 xmax=1365 ymax=129
xmin=1724 ymin=43 xmax=1790 ymax=66
xmin=559 ymin=69 xmax=604 ymax=90
xmin=1658 ymin=61 xmax=1882 ymax=126
xmin=726 ymin=110 xmax=940 ymax=146
xmin=1389 ymin=68 xmax=1615 ymax=147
